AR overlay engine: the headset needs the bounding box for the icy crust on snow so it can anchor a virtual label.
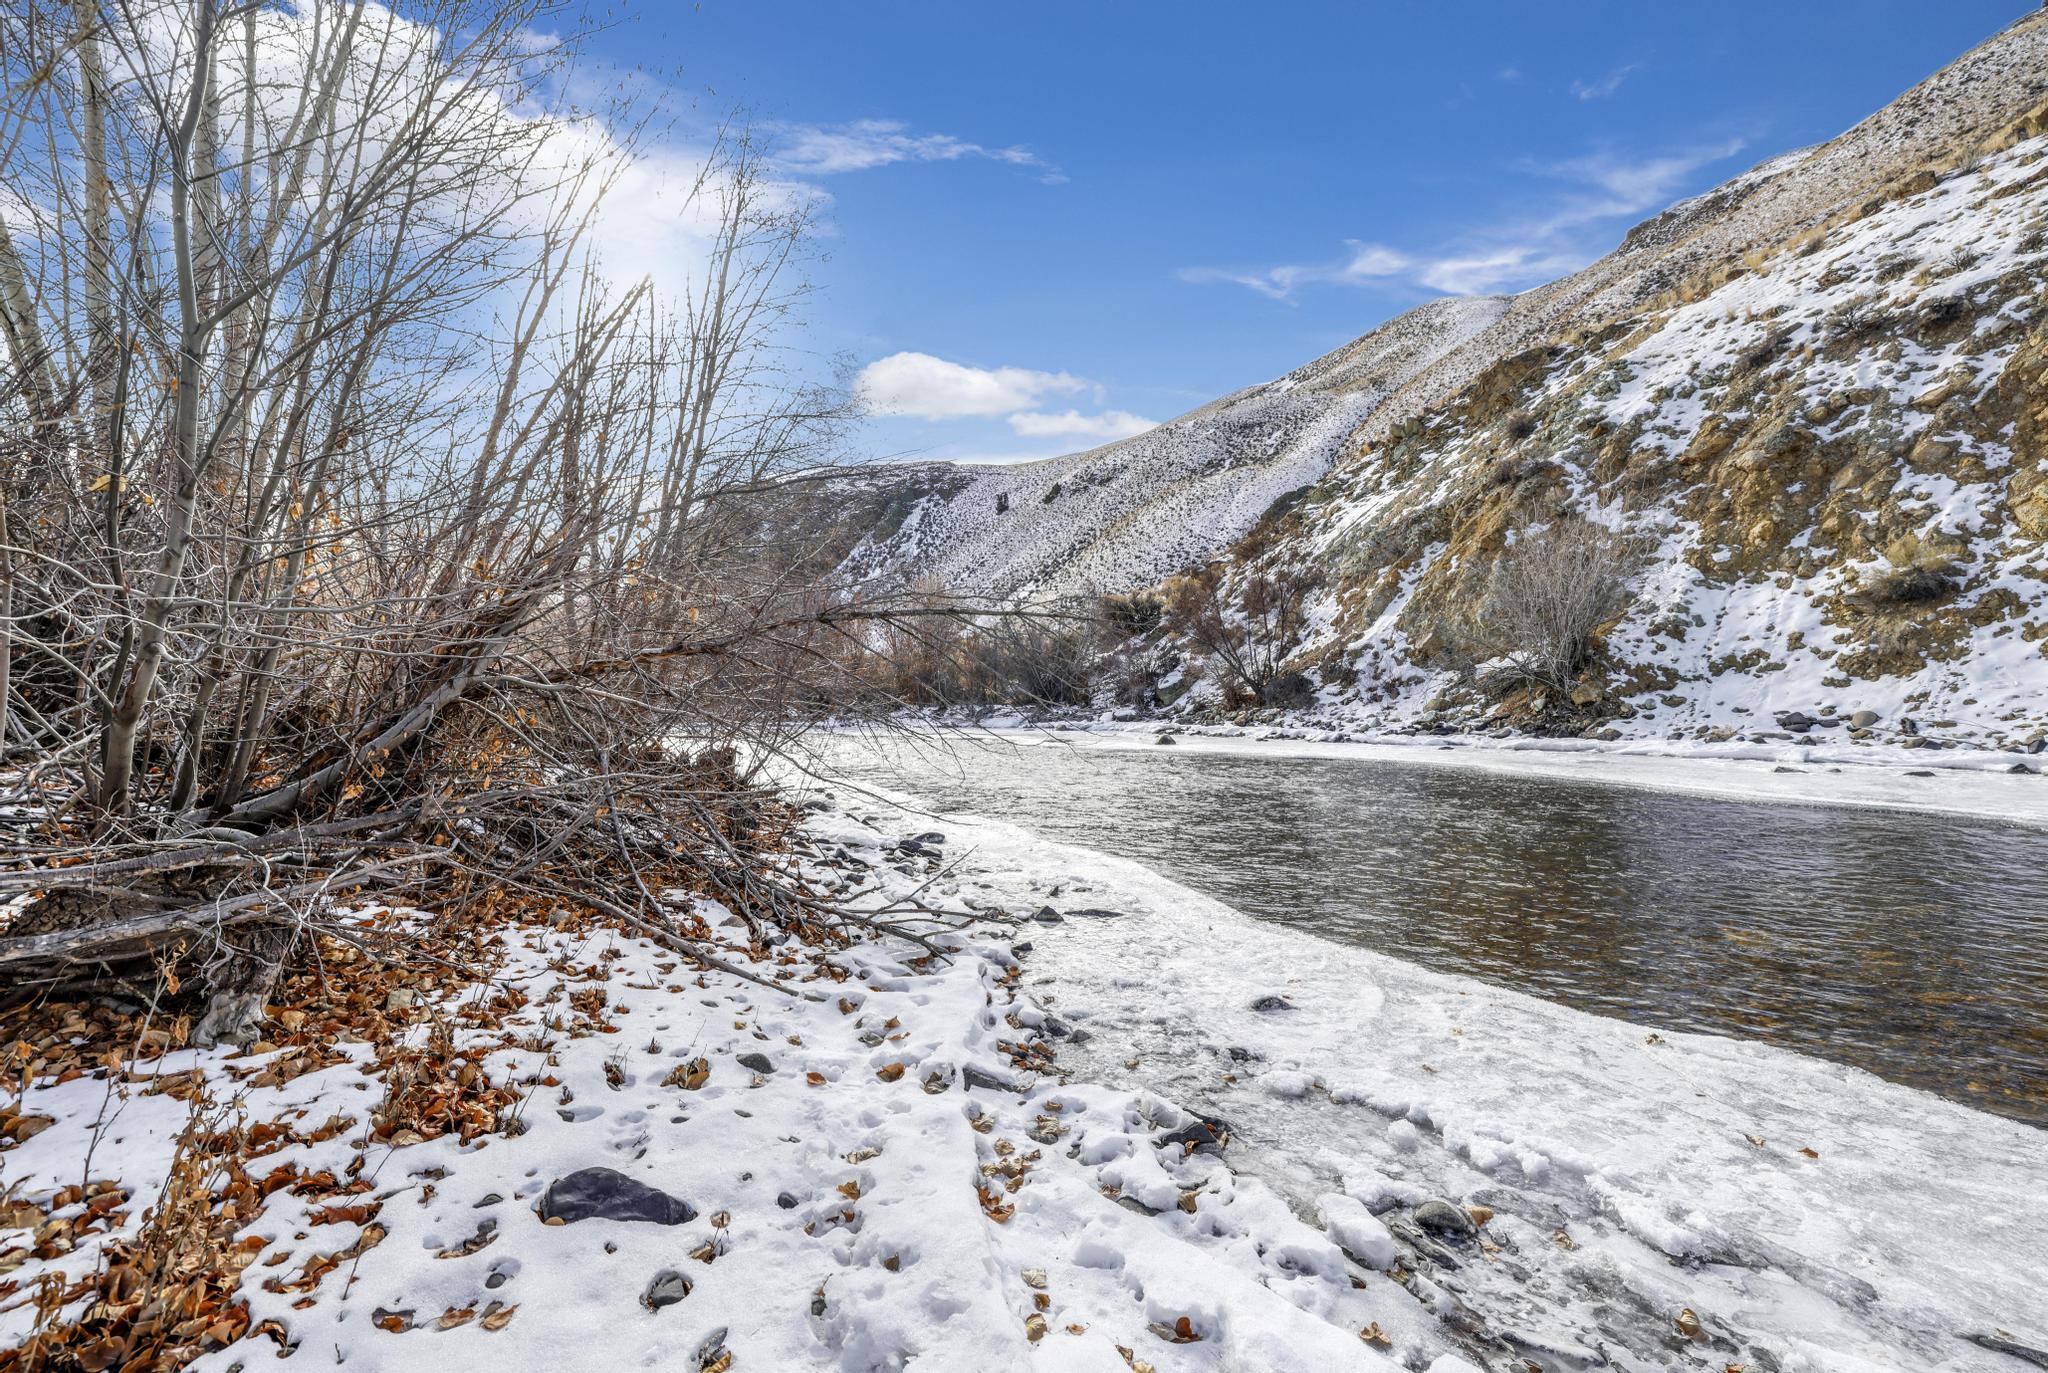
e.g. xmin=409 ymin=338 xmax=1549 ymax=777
xmin=0 ymin=809 xmax=1451 ymax=1373
xmin=832 ymin=785 xmax=2048 ymax=1373
xmin=834 ymin=295 xmax=1509 ymax=600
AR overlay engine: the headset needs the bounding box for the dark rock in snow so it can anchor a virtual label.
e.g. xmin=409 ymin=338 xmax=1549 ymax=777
xmin=1775 ymin=711 xmax=1815 ymax=732
xmin=736 ymin=1052 xmax=775 ymax=1075
xmin=1904 ymin=769 xmax=1935 ymax=777
xmin=2010 ymin=762 xmax=2036 ymax=775
xmin=539 ymin=1168 xmax=696 ymax=1225
xmin=1032 ymin=905 xmax=1065 ymax=923
xmin=1849 ymin=710 xmax=1881 ymax=728
xmin=1412 ymin=1199 xmax=1477 ymax=1235
xmin=910 ymin=831 xmax=945 ymax=847
xmin=776 ymin=1192 xmax=798 ymax=1209
xmin=643 ymin=1270 xmax=692 ymax=1310
xmin=1067 ymin=907 xmax=1126 ymax=919
xmin=1966 ymin=1333 xmax=2048 ymax=1370
xmin=1155 ymin=734 xmax=1177 ymax=745
xmin=1250 ymin=994 xmax=1296 ymax=1012
xmin=964 ymin=1065 xmax=1024 ymax=1094
xmin=1115 ymin=1193 xmax=1163 ymax=1217
xmin=1158 ymin=1114 xmax=1231 ymax=1154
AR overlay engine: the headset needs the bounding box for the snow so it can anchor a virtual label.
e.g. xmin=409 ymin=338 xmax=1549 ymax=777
xmin=886 ymin=717 xmax=2048 ymax=830
xmin=5 ymin=749 xmax=2044 ymax=1370
xmin=826 ymin=772 xmax=2048 ymax=1372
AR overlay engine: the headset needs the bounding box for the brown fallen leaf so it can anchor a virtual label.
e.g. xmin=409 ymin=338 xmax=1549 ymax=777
xmin=663 ymin=1058 xmax=710 ymax=1091
xmin=1467 ymin=1204 xmax=1494 ymax=1228
xmin=1359 ymin=1321 xmax=1391 ymax=1348
xmin=1025 ymin=1313 xmax=1048 ymax=1343
xmin=437 ymin=1305 xmax=476 ymax=1331
xmin=837 ymin=1181 xmax=862 ymax=1200
xmin=1798 ymin=1147 xmax=1820 ymax=1159
xmin=480 ymin=1301 xmax=518 ymax=1331
xmin=806 ymin=1071 xmax=827 ymax=1087
xmin=875 ymin=1063 xmax=905 ymax=1083
xmin=1176 ymin=1190 xmax=1199 ymax=1214
xmin=1677 ymin=1307 xmax=1705 ymax=1340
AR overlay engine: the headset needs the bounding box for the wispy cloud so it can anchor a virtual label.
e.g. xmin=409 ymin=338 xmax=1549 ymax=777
xmin=771 ymin=119 xmax=1057 ymax=178
xmin=1179 ymin=139 xmax=1747 ymax=301
xmin=1007 ymin=408 xmax=1156 ymax=441
xmin=1570 ymin=63 xmax=1640 ymax=102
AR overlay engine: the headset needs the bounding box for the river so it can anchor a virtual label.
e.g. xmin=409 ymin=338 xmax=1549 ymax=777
xmin=816 ymin=730 xmax=2048 ymax=1127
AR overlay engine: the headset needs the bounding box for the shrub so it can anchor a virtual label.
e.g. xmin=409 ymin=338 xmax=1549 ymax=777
xmin=1859 ymin=534 xmax=1959 ymax=605
xmin=1483 ymin=519 xmax=1639 ymax=695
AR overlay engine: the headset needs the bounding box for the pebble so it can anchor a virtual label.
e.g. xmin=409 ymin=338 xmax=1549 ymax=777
xmin=1413 ymin=1199 xmax=1478 ymax=1236
xmin=643 ymin=1270 xmax=691 ymax=1310
xmin=737 ymin=1052 xmax=775 ymax=1075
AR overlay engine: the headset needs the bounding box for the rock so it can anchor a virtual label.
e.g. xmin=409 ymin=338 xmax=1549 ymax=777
xmin=485 ymin=1270 xmax=510 ymax=1290
xmin=800 ymin=797 xmax=832 ymax=812
xmin=1155 ymin=734 xmax=1176 ymax=745
xmin=736 ymin=1052 xmax=775 ymax=1075
xmin=474 ymin=1193 xmax=504 ymax=1208
xmin=2009 ymin=763 xmax=2036 ymax=775
xmin=1966 ymin=1333 xmax=2048 ymax=1370
xmin=538 ymin=1168 xmax=696 ymax=1226
xmin=643 ymin=1269 xmax=691 ymax=1310
xmin=1032 ymin=905 xmax=1064 ymax=924
xmin=1568 ymin=682 xmax=1603 ymax=708
xmin=384 ymin=988 xmax=419 ymax=1011
xmin=1250 ymin=994 xmax=1296 ymax=1012
xmin=1898 ymin=716 xmax=1919 ymax=736
xmin=776 ymin=1192 xmax=798 ymax=1209
xmin=1849 ymin=710 xmax=1881 ymax=728
xmin=1412 ymin=1199 xmax=1477 ymax=1236
xmin=1901 ymin=736 xmax=1930 ymax=749
xmin=963 ymin=1066 xmax=1023 ymax=1094
xmin=1157 ymin=1114 xmax=1231 ymax=1154
xmin=1904 ymin=769 xmax=1935 ymax=777
xmin=1775 ymin=711 xmax=1815 ymax=733
xmin=1772 ymin=766 xmax=1804 ymax=774
xmin=1115 ymin=1193 xmax=1162 ymax=1217
xmin=910 ymin=831 xmax=945 ymax=847
xmin=1067 ymin=907 xmax=1125 ymax=919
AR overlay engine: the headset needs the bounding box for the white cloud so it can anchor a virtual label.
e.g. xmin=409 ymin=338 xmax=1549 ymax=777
xmin=1570 ymin=64 xmax=1640 ymax=101
xmin=772 ymin=119 xmax=1054 ymax=177
xmin=1179 ymin=140 xmax=1747 ymax=301
xmin=1007 ymin=408 xmax=1156 ymax=441
xmin=856 ymin=351 xmax=1093 ymax=420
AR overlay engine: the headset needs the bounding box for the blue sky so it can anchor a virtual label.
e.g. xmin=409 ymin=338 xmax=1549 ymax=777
xmin=590 ymin=2 xmax=2033 ymax=465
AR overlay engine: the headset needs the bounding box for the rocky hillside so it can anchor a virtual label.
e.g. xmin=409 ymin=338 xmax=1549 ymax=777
xmin=1150 ymin=11 xmax=2048 ymax=750
xmin=820 ymin=295 xmax=1509 ymax=600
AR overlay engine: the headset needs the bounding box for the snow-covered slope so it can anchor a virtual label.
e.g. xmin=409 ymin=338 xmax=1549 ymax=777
xmin=1148 ymin=12 xmax=2048 ymax=748
xmin=827 ymin=295 xmax=1509 ymax=600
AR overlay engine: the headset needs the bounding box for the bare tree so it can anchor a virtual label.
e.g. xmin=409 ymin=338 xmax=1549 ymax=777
xmin=0 ymin=0 xmax=956 ymax=1035
xmin=1166 ymin=565 xmax=1318 ymax=708
xmin=1483 ymin=518 xmax=1639 ymax=696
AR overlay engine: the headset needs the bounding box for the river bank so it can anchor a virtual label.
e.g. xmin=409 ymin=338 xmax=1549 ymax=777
xmin=853 ymin=715 xmax=2048 ymax=829
xmin=6 ymin=768 xmax=2041 ymax=1372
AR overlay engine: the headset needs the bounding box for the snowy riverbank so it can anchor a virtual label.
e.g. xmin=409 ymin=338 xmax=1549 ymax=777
xmin=872 ymin=715 xmax=2048 ymax=829
xmin=5 ymin=777 xmax=2041 ymax=1372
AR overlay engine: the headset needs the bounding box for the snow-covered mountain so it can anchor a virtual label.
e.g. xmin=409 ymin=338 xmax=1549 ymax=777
xmin=1202 ymin=9 xmax=2048 ymax=746
xmin=811 ymin=10 xmax=2048 ymax=748
xmin=820 ymin=295 xmax=1509 ymax=600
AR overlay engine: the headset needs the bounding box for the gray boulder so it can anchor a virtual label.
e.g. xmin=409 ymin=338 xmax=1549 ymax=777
xmin=539 ymin=1168 xmax=696 ymax=1225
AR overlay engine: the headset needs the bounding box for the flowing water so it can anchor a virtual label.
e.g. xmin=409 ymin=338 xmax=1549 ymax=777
xmin=820 ymin=733 xmax=2048 ymax=1127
